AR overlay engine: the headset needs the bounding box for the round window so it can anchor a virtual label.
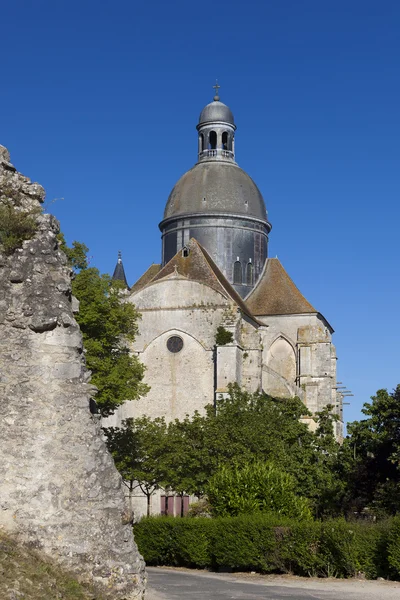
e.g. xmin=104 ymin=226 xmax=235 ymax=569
xmin=167 ymin=335 xmax=184 ymax=353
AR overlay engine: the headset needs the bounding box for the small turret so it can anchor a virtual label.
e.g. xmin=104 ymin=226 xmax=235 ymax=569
xmin=196 ymin=81 xmax=237 ymax=163
xmin=112 ymin=251 xmax=129 ymax=289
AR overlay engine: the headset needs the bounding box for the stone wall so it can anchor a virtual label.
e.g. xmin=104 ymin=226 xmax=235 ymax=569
xmin=0 ymin=145 xmax=146 ymax=599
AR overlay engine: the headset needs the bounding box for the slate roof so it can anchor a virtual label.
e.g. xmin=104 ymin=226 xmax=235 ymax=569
xmin=162 ymin=161 xmax=268 ymax=223
xmin=112 ymin=253 xmax=129 ymax=289
xmin=245 ymin=258 xmax=316 ymax=316
xmin=130 ymin=264 xmax=161 ymax=294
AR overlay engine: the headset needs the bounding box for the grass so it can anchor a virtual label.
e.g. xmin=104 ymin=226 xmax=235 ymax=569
xmin=0 ymin=202 xmax=40 ymax=255
xmin=0 ymin=533 xmax=104 ymax=600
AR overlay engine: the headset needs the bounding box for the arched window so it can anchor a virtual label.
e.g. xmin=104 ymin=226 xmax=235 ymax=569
xmin=209 ymin=130 xmax=217 ymax=150
xmin=246 ymin=262 xmax=254 ymax=286
xmin=233 ymin=261 xmax=242 ymax=284
xmin=199 ymin=133 xmax=204 ymax=152
xmin=222 ymin=131 xmax=228 ymax=150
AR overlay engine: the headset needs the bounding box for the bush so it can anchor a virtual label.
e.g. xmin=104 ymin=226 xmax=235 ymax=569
xmin=0 ymin=202 xmax=39 ymax=255
xmin=388 ymin=516 xmax=400 ymax=578
xmin=207 ymin=461 xmax=312 ymax=520
xmin=133 ymin=516 xmax=214 ymax=568
xmin=211 ymin=514 xmax=290 ymax=572
xmin=134 ymin=515 xmax=396 ymax=579
xmin=215 ymin=326 xmax=233 ymax=346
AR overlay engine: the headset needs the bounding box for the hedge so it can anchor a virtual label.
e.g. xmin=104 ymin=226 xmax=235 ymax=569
xmin=134 ymin=515 xmax=400 ymax=579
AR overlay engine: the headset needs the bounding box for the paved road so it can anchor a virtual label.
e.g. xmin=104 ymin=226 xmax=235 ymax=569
xmin=146 ymin=567 xmax=400 ymax=600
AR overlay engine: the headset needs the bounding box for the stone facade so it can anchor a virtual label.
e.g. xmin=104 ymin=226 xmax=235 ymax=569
xmin=0 ymin=145 xmax=146 ymax=599
xmin=107 ymin=95 xmax=342 ymax=520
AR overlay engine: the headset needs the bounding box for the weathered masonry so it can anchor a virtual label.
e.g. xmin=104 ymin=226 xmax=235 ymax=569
xmin=107 ymin=89 xmax=341 ymax=519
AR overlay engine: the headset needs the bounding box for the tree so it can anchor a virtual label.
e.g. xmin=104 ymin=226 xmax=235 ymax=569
xmin=104 ymin=417 xmax=167 ymax=518
xmin=206 ymin=460 xmax=312 ymax=519
xmin=154 ymin=385 xmax=342 ymax=517
xmin=341 ymin=386 xmax=400 ymax=516
xmin=58 ymin=234 xmax=149 ymax=416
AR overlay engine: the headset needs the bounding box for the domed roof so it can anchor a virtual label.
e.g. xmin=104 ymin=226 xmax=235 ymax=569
xmin=198 ymin=100 xmax=235 ymax=126
xmin=163 ymin=161 xmax=267 ymax=222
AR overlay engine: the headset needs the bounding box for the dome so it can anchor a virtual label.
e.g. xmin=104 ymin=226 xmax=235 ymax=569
xmin=198 ymin=100 xmax=235 ymax=126
xmin=163 ymin=161 xmax=267 ymax=222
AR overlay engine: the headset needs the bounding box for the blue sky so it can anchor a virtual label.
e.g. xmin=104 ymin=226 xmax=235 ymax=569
xmin=2 ymin=1 xmax=399 ymax=425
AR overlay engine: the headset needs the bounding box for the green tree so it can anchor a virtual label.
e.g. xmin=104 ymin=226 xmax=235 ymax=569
xmin=59 ymin=235 xmax=149 ymax=416
xmin=206 ymin=460 xmax=312 ymax=519
xmin=342 ymin=386 xmax=400 ymax=516
xmin=157 ymin=386 xmax=342 ymax=517
xmin=58 ymin=234 xmax=89 ymax=271
xmin=104 ymin=417 xmax=167 ymax=518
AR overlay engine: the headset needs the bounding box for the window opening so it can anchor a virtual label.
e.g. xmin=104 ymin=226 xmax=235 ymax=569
xmin=182 ymin=246 xmax=189 ymax=258
xmin=233 ymin=261 xmax=242 ymax=284
xmin=222 ymin=131 xmax=228 ymax=150
xmin=167 ymin=335 xmax=184 ymax=353
xmin=199 ymin=133 xmax=204 ymax=152
xmin=246 ymin=262 xmax=254 ymax=286
xmin=209 ymin=130 xmax=217 ymax=150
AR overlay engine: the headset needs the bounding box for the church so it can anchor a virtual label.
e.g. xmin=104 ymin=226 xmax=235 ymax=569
xmin=108 ymin=89 xmax=342 ymax=513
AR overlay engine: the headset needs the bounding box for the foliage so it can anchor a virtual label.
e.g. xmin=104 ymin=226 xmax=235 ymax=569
xmin=215 ymin=325 xmax=233 ymax=345
xmin=134 ymin=516 xmax=214 ymax=568
xmin=0 ymin=532 xmax=103 ymax=599
xmin=58 ymin=233 xmax=89 ymax=271
xmin=162 ymin=412 xmax=214 ymax=498
xmin=121 ymin=385 xmax=342 ymax=517
xmin=388 ymin=516 xmax=400 ymax=578
xmin=134 ymin=515 xmax=395 ymax=578
xmin=104 ymin=416 xmax=167 ymax=517
xmin=206 ymin=461 xmax=312 ymax=519
xmin=187 ymin=497 xmax=212 ymax=518
xmin=59 ymin=237 xmax=149 ymax=416
xmin=341 ymin=386 xmax=400 ymax=517
xmin=0 ymin=202 xmax=39 ymax=255
xmin=169 ymin=385 xmax=342 ymax=516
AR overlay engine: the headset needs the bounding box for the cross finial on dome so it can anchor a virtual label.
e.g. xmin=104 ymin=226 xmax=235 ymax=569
xmin=213 ymin=80 xmax=220 ymax=101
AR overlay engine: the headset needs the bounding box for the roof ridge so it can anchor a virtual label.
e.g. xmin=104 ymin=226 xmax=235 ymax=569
xmin=193 ymin=242 xmax=260 ymax=323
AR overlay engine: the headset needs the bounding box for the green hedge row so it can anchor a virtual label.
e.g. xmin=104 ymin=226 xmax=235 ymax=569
xmin=134 ymin=515 xmax=400 ymax=579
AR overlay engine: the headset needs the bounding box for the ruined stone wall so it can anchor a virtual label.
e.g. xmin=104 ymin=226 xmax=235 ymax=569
xmin=0 ymin=145 xmax=146 ymax=599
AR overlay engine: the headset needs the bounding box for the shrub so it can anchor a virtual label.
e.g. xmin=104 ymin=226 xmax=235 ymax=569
xmin=0 ymin=202 xmax=39 ymax=255
xmin=170 ymin=518 xmax=213 ymax=568
xmin=133 ymin=515 xmax=395 ymax=579
xmin=211 ymin=514 xmax=290 ymax=572
xmin=388 ymin=516 xmax=400 ymax=578
xmin=206 ymin=461 xmax=312 ymax=520
xmin=133 ymin=517 xmax=177 ymax=565
xmin=215 ymin=326 xmax=233 ymax=345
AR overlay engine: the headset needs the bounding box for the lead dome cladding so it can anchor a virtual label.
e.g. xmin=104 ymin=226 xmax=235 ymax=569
xmin=198 ymin=100 xmax=235 ymax=125
xmin=163 ymin=161 xmax=267 ymax=222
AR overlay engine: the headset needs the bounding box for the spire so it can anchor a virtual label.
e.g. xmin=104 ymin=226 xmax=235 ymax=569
xmin=213 ymin=80 xmax=220 ymax=101
xmin=112 ymin=250 xmax=129 ymax=289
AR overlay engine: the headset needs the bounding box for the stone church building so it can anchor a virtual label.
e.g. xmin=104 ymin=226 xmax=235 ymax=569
xmin=107 ymin=91 xmax=342 ymax=517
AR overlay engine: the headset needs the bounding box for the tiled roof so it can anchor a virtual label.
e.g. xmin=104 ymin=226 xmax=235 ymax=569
xmin=150 ymin=239 xmax=258 ymax=323
xmin=245 ymin=258 xmax=316 ymax=316
xmin=129 ymin=264 xmax=161 ymax=294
